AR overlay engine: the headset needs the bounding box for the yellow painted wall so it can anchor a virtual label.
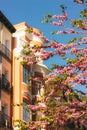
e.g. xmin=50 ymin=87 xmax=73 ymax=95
xmin=12 ymin=56 xmax=22 ymax=122
xmin=12 ymin=54 xmax=32 ymax=126
xmin=12 ymin=22 xmax=49 ymax=128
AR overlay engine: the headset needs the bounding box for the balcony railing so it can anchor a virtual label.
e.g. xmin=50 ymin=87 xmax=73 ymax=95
xmin=0 ymin=44 xmax=11 ymax=62
xmin=0 ymin=74 xmax=11 ymax=93
xmin=0 ymin=111 xmax=12 ymax=129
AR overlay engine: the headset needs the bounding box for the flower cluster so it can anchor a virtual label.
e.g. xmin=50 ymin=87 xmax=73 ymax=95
xmin=17 ymin=1 xmax=87 ymax=130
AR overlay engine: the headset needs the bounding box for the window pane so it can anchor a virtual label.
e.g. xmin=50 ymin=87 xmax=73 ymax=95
xmin=35 ymin=81 xmax=42 ymax=95
xmin=23 ymin=66 xmax=29 ymax=84
xmin=23 ymin=102 xmax=30 ymax=121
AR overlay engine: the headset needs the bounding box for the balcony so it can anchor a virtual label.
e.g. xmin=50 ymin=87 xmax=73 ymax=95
xmin=0 ymin=74 xmax=11 ymax=93
xmin=0 ymin=44 xmax=11 ymax=62
xmin=0 ymin=111 xmax=12 ymax=129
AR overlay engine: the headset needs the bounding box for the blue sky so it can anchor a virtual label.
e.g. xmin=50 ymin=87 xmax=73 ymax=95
xmin=0 ymin=0 xmax=84 ymax=65
xmin=0 ymin=0 xmax=84 ymax=39
xmin=0 ymin=0 xmax=84 ymax=66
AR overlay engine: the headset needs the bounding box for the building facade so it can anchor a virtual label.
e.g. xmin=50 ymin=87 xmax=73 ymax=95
xmin=0 ymin=11 xmax=16 ymax=129
xmin=0 ymin=11 xmax=49 ymax=130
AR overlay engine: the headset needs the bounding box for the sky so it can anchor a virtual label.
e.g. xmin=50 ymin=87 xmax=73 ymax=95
xmin=0 ymin=0 xmax=84 ymax=39
xmin=0 ymin=0 xmax=85 ymax=64
xmin=0 ymin=0 xmax=84 ymax=66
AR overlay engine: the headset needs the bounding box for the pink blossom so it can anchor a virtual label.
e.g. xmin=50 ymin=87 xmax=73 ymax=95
xmin=48 ymin=89 xmax=55 ymax=97
xmin=52 ymin=13 xmax=67 ymax=20
xmin=79 ymin=65 xmax=86 ymax=71
xmin=65 ymin=77 xmax=73 ymax=84
xmin=24 ymin=56 xmax=30 ymax=60
xmin=63 ymin=66 xmax=72 ymax=72
xmin=81 ymin=120 xmax=86 ymax=125
xmin=79 ymin=102 xmax=86 ymax=106
xmin=27 ymin=61 xmax=34 ymax=65
xmin=33 ymin=31 xmax=40 ymax=36
xmin=83 ymin=59 xmax=87 ymax=65
xmin=84 ymin=48 xmax=87 ymax=53
xmin=59 ymin=120 xmax=65 ymax=125
xmin=74 ymin=0 xmax=83 ymax=5
xmin=54 ymin=49 xmax=66 ymax=56
xmin=71 ymin=112 xmax=80 ymax=117
xmin=55 ymin=97 xmax=61 ymax=102
xmin=82 ymin=37 xmax=87 ymax=41
xmin=41 ymin=50 xmax=52 ymax=60
xmin=50 ymin=41 xmax=61 ymax=48
xmin=56 ymin=31 xmax=67 ymax=34
xmin=71 ymin=48 xmax=78 ymax=53
xmin=39 ymin=103 xmax=47 ymax=108
xmin=50 ymin=20 xmax=63 ymax=26
xmin=80 ymin=78 xmax=86 ymax=85
xmin=41 ymin=36 xmax=49 ymax=43
xmin=65 ymin=89 xmax=71 ymax=95
xmin=83 ymin=71 xmax=87 ymax=76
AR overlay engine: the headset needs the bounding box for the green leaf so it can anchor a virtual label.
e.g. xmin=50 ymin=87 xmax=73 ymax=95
xmin=81 ymin=9 xmax=87 ymax=18
xmin=51 ymin=30 xmax=57 ymax=35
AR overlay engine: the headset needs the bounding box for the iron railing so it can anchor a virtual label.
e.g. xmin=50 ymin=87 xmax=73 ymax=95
xmin=0 ymin=44 xmax=11 ymax=62
xmin=0 ymin=111 xmax=12 ymax=129
xmin=0 ymin=74 xmax=11 ymax=93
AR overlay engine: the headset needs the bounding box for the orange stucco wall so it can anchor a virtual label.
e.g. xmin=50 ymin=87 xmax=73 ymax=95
xmin=2 ymin=58 xmax=11 ymax=81
xmin=1 ymin=90 xmax=11 ymax=116
xmin=12 ymin=22 xmax=49 ymax=128
xmin=12 ymin=54 xmax=32 ymax=126
xmin=1 ymin=56 xmax=12 ymax=116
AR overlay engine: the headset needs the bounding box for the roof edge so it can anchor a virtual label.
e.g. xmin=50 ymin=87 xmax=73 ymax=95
xmin=0 ymin=11 xmax=16 ymax=33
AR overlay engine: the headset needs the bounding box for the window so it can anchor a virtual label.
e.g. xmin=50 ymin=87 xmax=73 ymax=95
xmin=23 ymin=101 xmax=30 ymax=121
xmin=5 ymin=40 xmax=10 ymax=57
xmin=23 ymin=66 xmax=29 ymax=84
xmin=2 ymin=104 xmax=8 ymax=115
xmin=5 ymin=40 xmax=9 ymax=49
xmin=35 ymin=81 xmax=42 ymax=96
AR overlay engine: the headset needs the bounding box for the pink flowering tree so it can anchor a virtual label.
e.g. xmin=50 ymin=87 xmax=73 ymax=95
xmin=16 ymin=0 xmax=87 ymax=130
